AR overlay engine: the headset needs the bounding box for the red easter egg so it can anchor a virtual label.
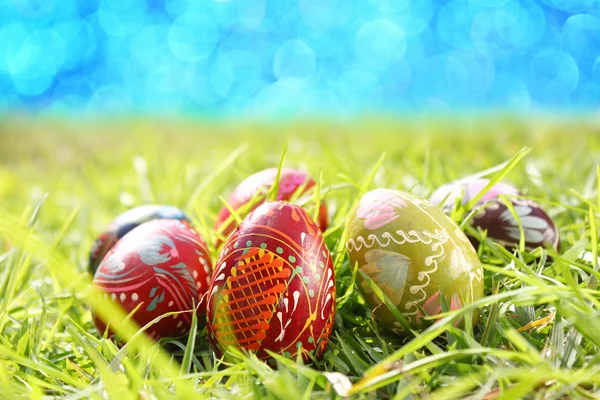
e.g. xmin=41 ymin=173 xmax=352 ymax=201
xmin=214 ymin=168 xmax=328 ymax=244
xmin=89 ymin=205 xmax=189 ymax=275
xmin=207 ymin=201 xmax=336 ymax=363
xmin=93 ymin=219 xmax=212 ymax=341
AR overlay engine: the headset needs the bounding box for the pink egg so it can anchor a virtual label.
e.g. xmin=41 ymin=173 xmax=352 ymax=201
xmin=214 ymin=168 xmax=328 ymax=245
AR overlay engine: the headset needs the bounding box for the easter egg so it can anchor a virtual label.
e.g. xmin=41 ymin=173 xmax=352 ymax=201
xmin=346 ymin=189 xmax=483 ymax=333
xmin=93 ymin=219 xmax=212 ymax=341
xmin=430 ymin=179 xmax=520 ymax=212
xmin=430 ymin=179 xmax=559 ymax=251
xmin=207 ymin=201 xmax=336 ymax=363
xmin=89 ymin=205 xmax=189 ymax=275
xmin=214 ymin=168 xmax=328 ymax=244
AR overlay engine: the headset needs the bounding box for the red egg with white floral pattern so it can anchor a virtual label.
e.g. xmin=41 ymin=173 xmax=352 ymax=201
xmin=214 ymin=168 xmax=328 ymax=245
xmin=93 ymin=219 xmax=212 ymax=341
xmin=207 ymin=201 xmax=336 ymax=364
xmin=89 ymin=205 xmax=190 ymax=275
xmin=430 ymin=179 xmax=559 ymax=251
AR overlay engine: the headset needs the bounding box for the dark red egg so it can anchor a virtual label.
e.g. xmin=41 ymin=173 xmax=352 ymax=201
xmin=207 ymin=201 xmax=336 ymax=363
xmin=93 ymin=219 xmax=212 ymax=341
xmin=214 ymin=168 xmax=328 ymax=244
xmin=469 ymin=198 xmax=560 ymax=251
xmin=430 ymin=179 xmax=559 ymax=251
xmin=89 ymin=205 xmax=189 ymax=275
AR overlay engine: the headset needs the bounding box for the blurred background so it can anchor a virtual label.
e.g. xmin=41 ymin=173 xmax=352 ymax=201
xmin=1 ymin=0 xmax=599 ymax=117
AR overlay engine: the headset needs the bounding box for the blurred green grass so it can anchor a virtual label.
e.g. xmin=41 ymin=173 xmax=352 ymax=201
xmin=1 ymin=116 xmax=600 ymax=398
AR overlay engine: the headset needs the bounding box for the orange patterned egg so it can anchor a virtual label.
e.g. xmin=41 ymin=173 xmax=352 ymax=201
xmin=207 ymin=201 xmax=336 ymax=364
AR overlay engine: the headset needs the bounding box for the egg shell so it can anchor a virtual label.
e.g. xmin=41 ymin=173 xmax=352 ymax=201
xmin=470 ymin=198 xmax=560 ymax=251
xmin=214 ymin=168 xmax=328 ymax=244
xmin=430 ymin=179 xmax=559 ymax=251
xmin=89 ymin=205 xmax=189 ymax=275
xmin=207 ymin=201 xmax=336 ymax=363
xmin=430 ymin=179 xmax=521 ymax=212
xmin=93 ymin=219 xmax=212 ymax=341
xmin=346 ymin=189 xmax=483 ymax=334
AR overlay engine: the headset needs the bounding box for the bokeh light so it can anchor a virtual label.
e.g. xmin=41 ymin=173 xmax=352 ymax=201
xmin=0 ymin=0 xmax=599 ymax=115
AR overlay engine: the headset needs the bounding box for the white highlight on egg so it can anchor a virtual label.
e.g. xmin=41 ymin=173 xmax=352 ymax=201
xmin=274 ymin=311 xmax=292 ymax=342
xmin=292 ymin=290 xmax=300 ymax=314
xmin=321 ymin=294 xmax=332 ymax=319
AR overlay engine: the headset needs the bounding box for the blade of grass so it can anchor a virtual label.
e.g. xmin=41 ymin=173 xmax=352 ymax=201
xmin=180 ymin=305 xmax=199 ymax=375
xmin=464 ymin=147 xmax=531 ymax=212
xmin=185 ymin=144 xmax=247 ymax=210
xmin=267 ymin=142 xmax=289 ymax=202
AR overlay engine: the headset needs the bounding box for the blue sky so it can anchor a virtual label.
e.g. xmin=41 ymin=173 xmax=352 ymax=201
xmin=1 ymin=0 xmax=599 ymax=116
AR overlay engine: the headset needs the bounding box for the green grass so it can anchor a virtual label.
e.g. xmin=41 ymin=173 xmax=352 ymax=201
xmin=1 ymin=115 xmax=600 ymax=399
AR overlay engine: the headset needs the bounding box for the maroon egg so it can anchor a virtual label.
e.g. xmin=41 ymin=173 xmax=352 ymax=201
xmin=93 ymin=219 xmax=212 ymax=341
xmin=214 ymin=168 xmax=328 ymax=244
xmin=469 ymin=198 xmax=559 ymax=251
xmin=430 ymin=178 xmax=559 ymax=251
xmin=89 ymin=205 xmax=189 ymax=275
xmin=207 ymin=201 xmax=336 ymax=363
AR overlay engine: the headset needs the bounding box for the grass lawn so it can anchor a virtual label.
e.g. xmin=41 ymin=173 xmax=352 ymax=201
xmin=1 ymin=115 xmax=600 ymax=398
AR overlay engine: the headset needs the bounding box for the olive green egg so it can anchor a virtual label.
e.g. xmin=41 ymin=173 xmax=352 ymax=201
xmin=346 ymin=189 xmax=483 ymax=334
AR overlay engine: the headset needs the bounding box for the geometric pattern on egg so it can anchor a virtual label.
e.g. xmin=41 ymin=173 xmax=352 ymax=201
xmin=207 ymin=201 xmax=335 ymax=363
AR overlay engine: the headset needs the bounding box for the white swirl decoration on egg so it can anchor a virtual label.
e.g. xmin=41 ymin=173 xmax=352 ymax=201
xmin=346 ymin=188 xmax=484 ymax=331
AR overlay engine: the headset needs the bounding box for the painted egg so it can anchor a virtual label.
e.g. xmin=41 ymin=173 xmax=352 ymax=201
xmin=207 ymin=201 xmax=336 ymax=363
xmin=430 ymin=179 xmax=559 ymax=251
xmin=93 ymin=219 xmax=212 ymax=341
xmin=430 ymin=179 xmax=521 ymax=212
xmin=89 ymin=205 xmax=189 ymax=275
xmin=214 ymin=168 xmax=328 ymax=244
xmin=346 ymin=189 xmax=483 ymax=333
